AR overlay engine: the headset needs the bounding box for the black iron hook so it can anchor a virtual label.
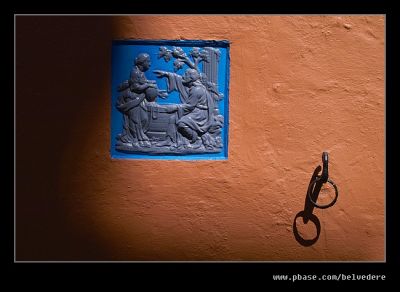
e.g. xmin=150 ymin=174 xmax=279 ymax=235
xmin=293 ymin=152 xmax=339 ymax=246
xmin=321 ymin=152 xmax=329 ymax=183
xmin=307 ymin=151 xmax=338 ymax=209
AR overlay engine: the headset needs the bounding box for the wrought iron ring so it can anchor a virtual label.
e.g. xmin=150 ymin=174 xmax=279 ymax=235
xmin=307 ymin=176 xmax=339 ymax=209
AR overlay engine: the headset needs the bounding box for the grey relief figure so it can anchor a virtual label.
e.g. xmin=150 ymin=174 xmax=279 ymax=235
xmin=116 ymin=53 xmax=168 ymax=148
xmin=115 ymin=46 xmax=224 ymax=155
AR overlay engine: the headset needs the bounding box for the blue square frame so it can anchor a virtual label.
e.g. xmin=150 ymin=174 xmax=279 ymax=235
xmin=111 ymin=40 xmax=230 ymax=160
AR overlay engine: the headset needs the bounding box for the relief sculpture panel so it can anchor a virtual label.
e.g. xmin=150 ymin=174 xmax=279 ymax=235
xmin=111 ymin=40 xmax=230 ymax=160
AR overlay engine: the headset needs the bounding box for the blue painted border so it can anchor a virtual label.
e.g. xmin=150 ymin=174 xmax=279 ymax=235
xmin=112 ymin=39 xmax=230 ymax=47
xmin=110 ymin=39 xmax=230 ymax=160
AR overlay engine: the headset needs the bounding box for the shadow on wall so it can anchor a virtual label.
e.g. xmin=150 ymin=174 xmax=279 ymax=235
xmin=15 ymin=16 xmax=126 ymax=260
xmin=15 ymin=16 xmax=384 ymax=261
xmin=293 ymin=153 xmax=339 ymax=247
xmin=293 ymin=165 xmax=322 ymax=246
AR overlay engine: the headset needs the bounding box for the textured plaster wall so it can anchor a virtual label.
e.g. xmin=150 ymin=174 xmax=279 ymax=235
xmin=16 ymin=15 xmax=384 ymax=261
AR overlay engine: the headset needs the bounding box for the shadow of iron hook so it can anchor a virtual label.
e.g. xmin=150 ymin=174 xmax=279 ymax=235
xmin=302 ymin=165 xmax=321 ymax=224
xmin=293 ymin=210 xmax=321 ymax=247
xmin=293 ymin=151 xmax=339 ymax=246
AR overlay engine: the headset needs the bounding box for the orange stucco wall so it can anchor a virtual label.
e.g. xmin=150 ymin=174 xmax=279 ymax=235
xmin=16 ymin=15 xmax=384 ymax=261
